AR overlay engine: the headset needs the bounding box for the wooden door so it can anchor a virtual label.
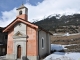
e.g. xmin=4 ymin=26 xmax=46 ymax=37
xmin=17 ymin=45 xmax=21 ymax=58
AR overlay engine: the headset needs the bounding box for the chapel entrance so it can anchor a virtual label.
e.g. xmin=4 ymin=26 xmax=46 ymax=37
xmin=17 ymin=45 xmax=21 ymax=59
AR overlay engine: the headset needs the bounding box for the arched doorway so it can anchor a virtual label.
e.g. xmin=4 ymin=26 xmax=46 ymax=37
xmin=17 ymin=45 xmax=21 ymax=59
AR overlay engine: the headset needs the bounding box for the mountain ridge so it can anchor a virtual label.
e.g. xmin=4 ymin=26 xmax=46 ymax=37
xmin=33 ymin=13 xmax=80 ymax=33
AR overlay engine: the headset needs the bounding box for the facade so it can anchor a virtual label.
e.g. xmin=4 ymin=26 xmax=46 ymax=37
xmin=3 ymin=4 xmax=52 ymax=60
xmin=0 ymin=27 xmax=7 ymax=56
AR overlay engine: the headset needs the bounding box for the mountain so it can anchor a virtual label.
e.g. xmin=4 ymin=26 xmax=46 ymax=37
xmin=33 ymin=14 xmax=80 ymax=33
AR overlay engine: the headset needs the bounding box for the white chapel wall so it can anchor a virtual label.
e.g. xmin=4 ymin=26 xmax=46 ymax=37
xmin=38 ymin=30 xmax=50 ymax=58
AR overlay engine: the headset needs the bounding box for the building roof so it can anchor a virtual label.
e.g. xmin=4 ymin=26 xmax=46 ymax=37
xmin=3 ymin=17 xmax=52 ymax=35
xmin=3 ymin=17 xmax=38 ymax=32
xmin=0 ymin=27 xmax=5 ymax=32
xmin=16 ymin=4 xmax=28 ymax=10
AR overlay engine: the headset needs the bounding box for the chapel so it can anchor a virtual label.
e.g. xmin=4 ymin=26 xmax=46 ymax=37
xmin=3 ymin=4 xmax=52 ymax=60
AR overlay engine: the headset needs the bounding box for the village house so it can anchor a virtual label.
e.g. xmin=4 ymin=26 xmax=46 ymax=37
xmin=3 ymin=4 xmax=52 ymax=60
xmin=0 ymin=27 xmax=7 ymax=56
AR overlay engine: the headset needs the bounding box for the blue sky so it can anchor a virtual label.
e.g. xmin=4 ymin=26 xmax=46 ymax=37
xmin=0 ymin=0 xmax=43 ymax=15
xmin=0 ymin=0 xmax=80 ymax=27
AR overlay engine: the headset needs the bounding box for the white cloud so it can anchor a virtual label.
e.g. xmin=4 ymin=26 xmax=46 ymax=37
xmin=0 ymin=0 xmax=80 ymax=27
xmin=0 ymin=8 xmax=16 ymax=27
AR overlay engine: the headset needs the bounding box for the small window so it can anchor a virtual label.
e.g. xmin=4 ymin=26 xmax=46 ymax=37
xmin=18 ymin=23 xmax=21 ymax=27
xmin=19 ymin=10 xmax=22 ymax=15
xmin=41 ymin=37 xmax=44 ymax=49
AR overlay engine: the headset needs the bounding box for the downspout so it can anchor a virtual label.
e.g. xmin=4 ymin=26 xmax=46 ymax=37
xmin=37 ymin=30 xmax=40 ymax=60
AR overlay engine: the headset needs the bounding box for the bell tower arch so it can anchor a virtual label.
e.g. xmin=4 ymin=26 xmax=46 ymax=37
xmin=16 ymin=4 xmax=28 ymax=21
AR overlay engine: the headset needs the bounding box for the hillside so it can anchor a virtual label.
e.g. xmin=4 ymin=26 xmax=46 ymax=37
xmin=33 ymin=14 xmax=80 ymax=33
xmin=34 ymin=14 xmax=80 ymax=52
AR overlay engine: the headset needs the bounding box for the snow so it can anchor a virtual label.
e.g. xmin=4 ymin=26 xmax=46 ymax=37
xmin=51 ymin=44 xmax=64 ymax=51
xmin=44 ymin=44 xmax=80 ymax=60
xmin=44 ymin=52 xmax=80 ymax=60
xmin=51 ymin=44 xmax=78 ymax=51
xmin=53 ymin=33 xmax=80 ymax=36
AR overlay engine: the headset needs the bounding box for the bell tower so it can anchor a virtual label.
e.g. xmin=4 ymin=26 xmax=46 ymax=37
xmin=16 ymin=4 xmax=28 ymax=21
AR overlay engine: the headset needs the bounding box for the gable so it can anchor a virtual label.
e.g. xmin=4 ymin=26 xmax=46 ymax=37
xmin=13 ymin=31 xmax=28 ymax=39
xmin=3 ymin=17 xmax=52 ymax=35
xmin=15 ymin=31 xmax=22 ymax=36
xmin=3 ymin=17 xmax=38 ymax=32
xmin=14 ymin=23 xmax=26 ymax=34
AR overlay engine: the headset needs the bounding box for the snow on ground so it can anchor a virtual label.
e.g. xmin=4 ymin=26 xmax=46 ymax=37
xmin=44 ymin=52 xmax=80 ymax=60
xmin=44 ymin=44 xmax=80 ymax=60
xmin=51 ymin=44 xmax=64 ymax=51
xmin=53 ymin=32 xmax=80 ymax=36
xmin=51 ymin=44 xmax=78 ymax=51
xmin=51 ymin=44 xmax=67 ymax=51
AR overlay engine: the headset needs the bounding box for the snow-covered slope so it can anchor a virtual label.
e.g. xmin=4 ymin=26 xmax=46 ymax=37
xmin=44 ymin=52 xmax=80 ymax=60
xmin=44 ymin=44 xmax=80 ymax=60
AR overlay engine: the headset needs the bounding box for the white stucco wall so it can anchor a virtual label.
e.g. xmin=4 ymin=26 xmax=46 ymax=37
xmin=14 ymin=23 xmax=26 ymax=35
xmin=38 ymin=30 xmax=51 ymax=58
xmin=13 ymin=23 xmax=27 ymax=60
xmin=17 ymin=8 xmax=28 ymax=16
xmin=13 ymin=39 xmax=26 ymax=59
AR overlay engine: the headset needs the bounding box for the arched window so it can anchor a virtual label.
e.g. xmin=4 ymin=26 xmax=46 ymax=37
xmin=41 ymin=37 xmax=44 ymax=49
xmin=19 ymin=10 xmax=22 ymax=15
